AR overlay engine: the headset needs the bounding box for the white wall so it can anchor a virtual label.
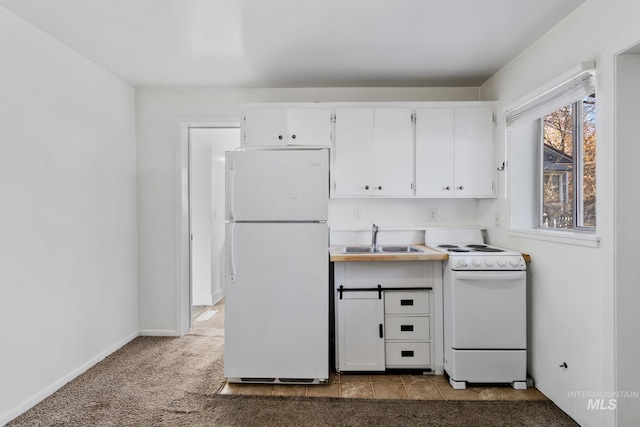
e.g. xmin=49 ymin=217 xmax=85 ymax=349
xmin=135 ymin=87 xmax=480 ymax=334
xmin=479 ymin=0 xmax=640 ymax=425
xmin=190 ymin=142 xmax=213 ymax=305
xmin=0 ymin=7 xmax=138 ymax=425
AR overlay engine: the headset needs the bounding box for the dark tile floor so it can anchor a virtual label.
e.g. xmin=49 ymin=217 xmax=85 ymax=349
xmin=219 ymin=373 xmax=547 ymax=400
xmin=204 ymin=300 xmax=546 ymax=402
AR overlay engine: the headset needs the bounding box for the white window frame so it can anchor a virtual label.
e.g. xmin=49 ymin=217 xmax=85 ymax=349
xmin=506 ymin=63 xmax=600 ymax=247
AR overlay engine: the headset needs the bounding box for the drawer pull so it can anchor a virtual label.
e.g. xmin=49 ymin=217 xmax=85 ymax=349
xmin=401 ymin=350 xmax=415 ymax=358
xmin=400 ymin=299 xmax=414 ymax=306
xmin=400 ymin=325 xmax=414 ymax=332
xmin=379 ymin=324 xmax=384 ymax=339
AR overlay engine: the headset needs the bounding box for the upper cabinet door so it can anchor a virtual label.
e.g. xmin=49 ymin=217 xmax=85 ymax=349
xmin=287 ymin=109 xmax=333 ymax=146
xmin=454 ymin=108 xmax=495 ymax=197
xmin=373 ymin=108 xmax=413 ymax=196
xmin=333 ymin=108 xmax=375 ymax=196
xmin=243 ymin=108 xmax=332 ymax=147
xmin=415 ymin=106 xmax=495 ymax=198
xmin=415 ymin=108 xmax=455 ymax=197
xmin=333 ymin=108 xmax=412 ymax=197
xmin=243 ymin=109 xmax=288 ymax=147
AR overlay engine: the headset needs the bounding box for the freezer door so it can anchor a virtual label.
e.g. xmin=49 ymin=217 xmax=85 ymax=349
xmin=224 ymin=222 xmax=329 ymax=381
xmin=225 ymin=149 xmax=328 ymax=221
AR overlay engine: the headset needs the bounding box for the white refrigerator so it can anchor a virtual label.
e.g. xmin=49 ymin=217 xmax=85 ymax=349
xmin=223 ymin=149 xmax=329 ymax=384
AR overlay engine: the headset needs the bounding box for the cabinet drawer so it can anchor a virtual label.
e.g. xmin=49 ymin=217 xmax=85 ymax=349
xmin=384 ymin=316 xmax=429 ymax=340
xmin=385 ymin=342 xmax=430 ymax=367
xmin=384 ymin=291 xmax=430 ymax=315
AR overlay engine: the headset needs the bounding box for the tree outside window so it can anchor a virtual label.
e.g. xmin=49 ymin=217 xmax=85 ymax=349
xmin=541 ymin=94 xmax=596 ymax=230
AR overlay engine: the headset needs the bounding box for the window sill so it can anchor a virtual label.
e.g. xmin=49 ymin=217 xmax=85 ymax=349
xmin=509 ymin=228 xmax=600 ymax=248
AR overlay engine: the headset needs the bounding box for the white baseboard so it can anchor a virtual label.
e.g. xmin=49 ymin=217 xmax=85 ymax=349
xmin=192 ymin=294 xmax=213 ymax=306
xmin=138 ymin=329 xmax=180 ymax=337
xmin=211 ymin=289 xmax=224 ymax=306
xmin=0 ymin=331 xmax=139 ymax=426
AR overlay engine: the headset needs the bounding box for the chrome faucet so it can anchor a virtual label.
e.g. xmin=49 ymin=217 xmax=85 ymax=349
xmin=371 ymin=223 xmax=380 ymax=250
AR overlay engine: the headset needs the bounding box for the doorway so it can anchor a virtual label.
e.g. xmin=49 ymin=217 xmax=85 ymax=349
xmin=614 ymin=43 xmax=640 ymax=426
xmin=188 ymin=127 xmax=240 ymax=326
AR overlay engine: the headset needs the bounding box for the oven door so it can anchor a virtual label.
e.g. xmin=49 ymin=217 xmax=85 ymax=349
xmin=450 ymin=270 xmax=526 ymax=350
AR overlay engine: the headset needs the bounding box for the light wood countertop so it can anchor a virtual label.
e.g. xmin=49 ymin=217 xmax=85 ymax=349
xmin=329 ymin=245 xmax=448 ymax=262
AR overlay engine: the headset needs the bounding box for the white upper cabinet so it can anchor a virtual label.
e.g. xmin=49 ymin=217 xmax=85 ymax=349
xmin=415 ymin=107 xmax=495 ymax=198
xmin=415 ymin=108 xmax=455 ymax=197
xmin=333 ymin=108 xmax=375 ymax=196
xmin=333 ymin=108 xmax=413 ymax=197
xmin=373 ymin=108 xmax=414 ymax=196
xmin=243 ymin=108 xmax=332 ymax=147
xmin=454 ymin=108 xmax=495 ymax=197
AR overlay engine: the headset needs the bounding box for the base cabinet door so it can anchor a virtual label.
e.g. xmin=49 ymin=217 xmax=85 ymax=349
xmin=336 ymin=291 xmax=385 ymax=372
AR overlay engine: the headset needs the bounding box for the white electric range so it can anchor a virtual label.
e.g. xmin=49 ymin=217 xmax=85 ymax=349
xmin=425 ymin=228 xmax=528 ymax=390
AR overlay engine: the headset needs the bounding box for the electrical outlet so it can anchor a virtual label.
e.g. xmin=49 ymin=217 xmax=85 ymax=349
xmin=494 ymin=212 xmax=501 ymax=227
xmin=428 ymin=208 xmax=437 ymax=222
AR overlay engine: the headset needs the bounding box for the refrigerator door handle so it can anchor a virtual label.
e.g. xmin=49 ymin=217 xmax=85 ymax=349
xmin=228 ymin=159 xmax=236 ymax=221
xmin=228 ymin=223 xmax=236 ymax=283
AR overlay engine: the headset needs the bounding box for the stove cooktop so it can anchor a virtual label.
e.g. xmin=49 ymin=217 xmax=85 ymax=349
xmin=432 ymin=243 xmax=526 ymax=270
xmin=435 ymin=244 xmax=508 ymax=254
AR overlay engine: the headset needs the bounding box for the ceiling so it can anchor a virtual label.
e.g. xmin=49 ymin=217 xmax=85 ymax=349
xmin=0 ymin=0 xmax=586 ymax=88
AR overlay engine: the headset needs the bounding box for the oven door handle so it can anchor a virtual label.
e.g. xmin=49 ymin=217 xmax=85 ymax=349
xmin=453 ymin=271 xmax=525 ymax=282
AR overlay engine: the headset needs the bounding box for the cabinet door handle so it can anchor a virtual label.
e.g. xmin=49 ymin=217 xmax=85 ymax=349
xmin=365 ymin=185 xmax=370 ymax=190
xmin=377 ymin=186 xmax=382 ymax=190
xmin=291 ymin=134 xmax=296 ymax=139
xmin=457 ymin=185 xmax=464 ymax=190
xmin=400 ymin=299 xmax=414 ymax=306
xmin=444 ymin=186 xmax=451 ymax=191
xmin=278 ymin=135 xmax=283 ymax=140
xmin=400 ymin=325 xmax=414 ymax=332
xmin=379 ymin=324 xmax=384 ymax=339
xmin=401 ymin=350 xmax=415 ymax=358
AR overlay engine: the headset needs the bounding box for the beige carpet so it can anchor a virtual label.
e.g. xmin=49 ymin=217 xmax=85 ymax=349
xmin=7 ymin=305 xmax=578 ymax=426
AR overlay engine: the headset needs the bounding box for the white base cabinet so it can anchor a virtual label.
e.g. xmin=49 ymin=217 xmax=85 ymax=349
xmin=334 ymin=261 xmax=443 ymax=374
xmin=336 ymin=291 xmax=385 ymax=372
xmin=384 ymin=290 xmax=431 ymax=369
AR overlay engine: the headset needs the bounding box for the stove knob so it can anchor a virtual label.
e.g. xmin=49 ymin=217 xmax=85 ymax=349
xmin=509 ymin=257 xmax=521 ymax=267
xmin=472 ymin=259 xmax=482 ymax=267
xmin=484 ymin=258 xmax=494 ymax=267
xmin=456 ymin=258 xmax=468 ymax=268
xmin=497 ymin=258 xmax=506 ymax=267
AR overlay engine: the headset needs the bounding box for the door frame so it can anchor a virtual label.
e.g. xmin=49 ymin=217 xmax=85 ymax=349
xmin=177 ymin=119 xmax=241 ymax=335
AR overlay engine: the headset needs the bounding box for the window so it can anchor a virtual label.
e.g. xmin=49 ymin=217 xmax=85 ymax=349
xmin=505 ymin=64 xmax=596 ymax=237
xmin=540 ymin=94 xmax=596 ymax=230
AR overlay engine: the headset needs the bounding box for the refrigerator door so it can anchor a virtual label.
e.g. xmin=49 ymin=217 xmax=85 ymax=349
xmin=225 ymin=149 xmax=328 ymax=222
xmin=224 ymin=222 xmax=329 ymax=381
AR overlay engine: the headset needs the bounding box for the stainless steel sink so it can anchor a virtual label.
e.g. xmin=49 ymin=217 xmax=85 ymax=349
xmin=378 ymin=246 xmax=422 ymax=253
xmin=340 ymin=246 xmax=377 ymax=253
xmin=339 ymin=245 xmax=422 ymax=254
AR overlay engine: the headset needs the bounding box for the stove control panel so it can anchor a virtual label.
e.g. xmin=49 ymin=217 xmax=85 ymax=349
xmin=451 ymin=255 xmax=526 ymax=271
